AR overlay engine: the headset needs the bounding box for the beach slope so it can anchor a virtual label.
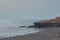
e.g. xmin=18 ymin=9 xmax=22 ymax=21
xmin=0 ymin=27 xmax=60 ymax=40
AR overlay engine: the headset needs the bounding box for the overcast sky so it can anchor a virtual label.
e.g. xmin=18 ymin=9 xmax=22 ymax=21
xmin=0 ymin=0 xmax=60 ymax=26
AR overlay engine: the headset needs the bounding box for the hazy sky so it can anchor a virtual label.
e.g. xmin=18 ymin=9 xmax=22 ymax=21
xmin=0 ymin=0 xmax=60 ymax=26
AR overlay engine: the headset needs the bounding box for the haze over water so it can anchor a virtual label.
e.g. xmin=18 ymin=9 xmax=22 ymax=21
xmin=0 ymin=0 xmax=60 ymax=38
xmin=0 ymin=0 xmax=60 ymax=27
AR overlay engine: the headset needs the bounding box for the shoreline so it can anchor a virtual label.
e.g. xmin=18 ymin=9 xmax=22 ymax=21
xmin=0 ymin=31 xmax=39 ymax=40
xmin=0 ymin=27 xmax=60 ymax=40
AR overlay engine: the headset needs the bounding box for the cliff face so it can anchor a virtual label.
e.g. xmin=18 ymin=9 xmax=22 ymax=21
xmin=33 ymin=17 xmax=60 ymax=28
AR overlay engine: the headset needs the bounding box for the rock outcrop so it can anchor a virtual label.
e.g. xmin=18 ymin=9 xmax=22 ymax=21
xmin=33 ymin=17 xmax=60 ymax=28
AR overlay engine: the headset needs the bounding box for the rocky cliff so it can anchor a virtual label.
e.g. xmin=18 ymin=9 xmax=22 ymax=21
xmin=33 ymin=17 xmax=60 ymax=28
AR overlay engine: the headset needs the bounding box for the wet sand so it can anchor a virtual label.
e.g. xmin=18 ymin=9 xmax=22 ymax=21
xmin=0 ymin=27 xmax=60 ymax=40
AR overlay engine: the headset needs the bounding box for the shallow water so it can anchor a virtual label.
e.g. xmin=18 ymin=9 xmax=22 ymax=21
xmin=0 ymin=27 xmax=39 ymax=38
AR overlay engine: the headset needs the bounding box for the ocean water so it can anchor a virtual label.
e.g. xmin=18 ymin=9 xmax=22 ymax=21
xmin=0 ymin=27 xmax=39 ymax=38
xmin=0 ymin=19 xmax=39 ymax=38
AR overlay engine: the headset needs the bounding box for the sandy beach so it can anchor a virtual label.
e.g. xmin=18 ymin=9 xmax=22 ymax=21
xmin=0 ymin=27 xmax=60 ymax=40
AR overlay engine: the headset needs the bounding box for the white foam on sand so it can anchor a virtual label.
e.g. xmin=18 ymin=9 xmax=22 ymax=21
xmin=0 ymin=27 xmax=39 ymax=38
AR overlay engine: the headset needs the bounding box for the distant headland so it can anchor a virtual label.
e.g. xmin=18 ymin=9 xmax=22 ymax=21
xmin=19 ymin=16 xmax=60 ymax=29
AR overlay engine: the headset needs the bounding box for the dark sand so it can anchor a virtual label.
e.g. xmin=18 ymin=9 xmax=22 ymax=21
xmin=0 ymin=27 xmax=60 ymax=40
